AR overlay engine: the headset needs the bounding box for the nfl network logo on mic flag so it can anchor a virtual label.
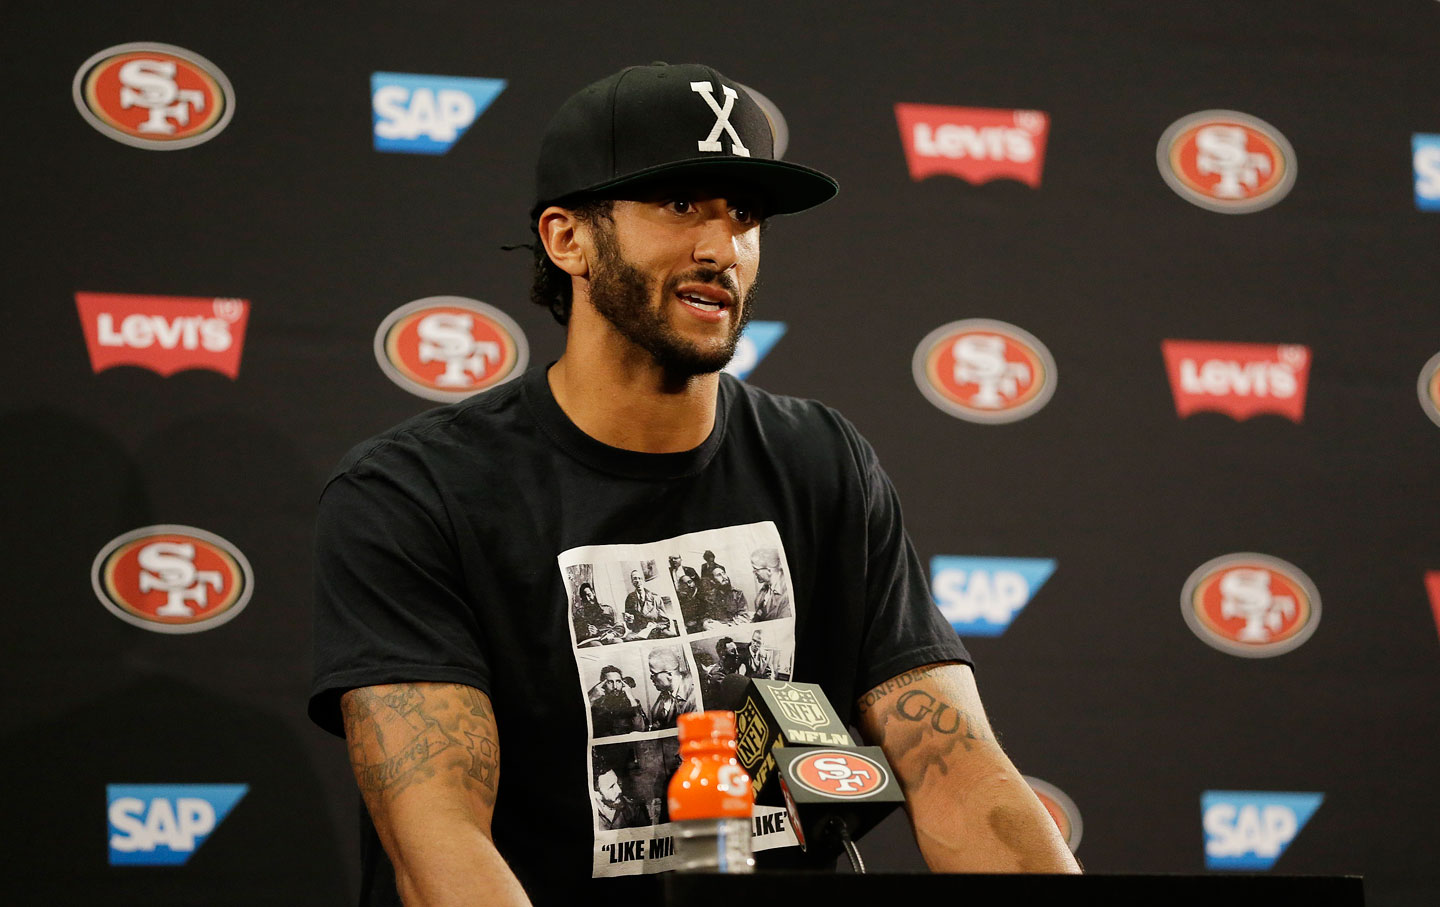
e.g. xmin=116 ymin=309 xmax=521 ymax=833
xmin=723 ymin=322 xmax=787 ymax=380
xmin=371 ymin=72 xmax=506 ymax=154
xmin=930 ymin=556 xmax=1056 ymax=636
xmin=1202 ymin=791 xmax=1323 ymax=871
xmin=107 ymin=784 xmax=248 ymax=865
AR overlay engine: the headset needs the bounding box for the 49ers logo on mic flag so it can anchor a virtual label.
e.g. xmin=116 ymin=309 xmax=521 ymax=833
xmin=1162 ymin=340 xmax=1311 ymax=422
xmin=787 ymin=751 xmax=890 ymax=799
xmin=73 ymin=43 xmax=234 ymax=150
xmin=374 ymin=297 xmax=528 ymax=402
xmin=92 ymin=526 xmax=253 ymax=634
xmin=913 ymin=319 xmax=1056 ymax=423
xmin=76 ymin=293 xmax=250 ymax=378
xmin=894 ymin=104 xmax=1050 ymax=187
xmin=1181 ymin=554 xmax=1320 ymax=658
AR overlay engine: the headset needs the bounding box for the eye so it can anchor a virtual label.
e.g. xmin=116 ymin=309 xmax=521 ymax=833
xmin=730 ymin=205 xmax=757 ymax=226
xmin=665 ymin=199 xmax=693 ymax=215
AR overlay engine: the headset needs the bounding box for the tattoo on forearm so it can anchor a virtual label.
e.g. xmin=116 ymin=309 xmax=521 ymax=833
xmin=893 ymin=690 xmax=989 ymax=748
xmin=342 ymin=683 xmax=500 ymax=807
xmin=857 ymin=666 xmax=996 ymax=795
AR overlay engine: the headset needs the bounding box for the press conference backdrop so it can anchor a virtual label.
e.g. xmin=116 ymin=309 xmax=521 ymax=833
xmin=4 ymin=0 xmax=1438 ymax=903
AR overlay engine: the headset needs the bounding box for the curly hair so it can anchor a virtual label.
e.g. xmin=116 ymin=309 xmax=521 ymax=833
xmin=529 ymin=198 xmax=615 ymax=325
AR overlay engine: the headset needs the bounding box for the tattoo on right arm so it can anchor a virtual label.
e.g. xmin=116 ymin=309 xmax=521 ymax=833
xmin=342 ymin=683 xmax=501 ymax=811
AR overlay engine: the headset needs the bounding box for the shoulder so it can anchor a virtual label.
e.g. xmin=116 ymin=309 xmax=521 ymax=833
xmin=324 ymin=377 xmax=528 ymax=489
xmin=721 ymin=375 xmax=876 ymax=474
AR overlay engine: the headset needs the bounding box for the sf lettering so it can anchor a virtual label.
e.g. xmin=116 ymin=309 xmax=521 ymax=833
xmin=138 ymin=542 xmax=223 ymax=617
xmin=812 ymin=756 xmax=873 ymax=793
xmin=119 ymin=60 xmax=206 ymax=134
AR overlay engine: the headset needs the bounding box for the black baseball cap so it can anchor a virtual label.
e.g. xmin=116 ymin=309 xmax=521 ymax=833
xmin=533 ymin=62 xmax=838 ymax=218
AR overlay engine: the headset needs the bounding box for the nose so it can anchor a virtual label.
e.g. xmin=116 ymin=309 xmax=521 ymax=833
xmin=691 ymin=205 xmax=739 ymax=273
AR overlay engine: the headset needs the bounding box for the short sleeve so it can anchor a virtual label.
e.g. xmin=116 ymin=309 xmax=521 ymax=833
xmin=308 ymin=454 xmax=492 ymax=737
xmin=849 ymin=427 xmax=972 ymax=701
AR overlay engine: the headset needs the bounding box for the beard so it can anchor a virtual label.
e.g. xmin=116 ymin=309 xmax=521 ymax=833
xmin=587 ymin=222 xmax=757 ymax=378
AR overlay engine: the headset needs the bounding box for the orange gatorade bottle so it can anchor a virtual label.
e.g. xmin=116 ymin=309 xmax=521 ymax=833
xmin=668 ymin=710 xmax=755 ymax=873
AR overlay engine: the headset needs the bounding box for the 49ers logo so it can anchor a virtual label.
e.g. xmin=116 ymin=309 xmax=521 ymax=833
xmin=73 ymin=43 xmax=234 ymax=150
xmin=1418 ymin=351 xmax=1440 ymax=429
xmin=374 ymin=297 xmax=528 ymax=402
xmin=789 ymin=751 xmax=890 ymax=799
xmin=1181 ymin=554 xmax=1320 ymax=657
xmin=913 ymin=319 xmax=1056 ymax=423
xmin=1025 ymin=776 xmax=1083 ymax=852
xmin=1158 ymin=110 xmax=1296 ymax=213
xmin=92 ymin=526 xmax=253 ymax=634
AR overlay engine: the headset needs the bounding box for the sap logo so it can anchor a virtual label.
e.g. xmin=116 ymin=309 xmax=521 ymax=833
xmin=107 ymin=784 xmax=248 ymax=865
xmin=724 ymin=322 xmax=787 ymax=380
xmin=372 ymin=72 xmax=506 ymax=154
xmin=1202 ymin=791 xmax=1322 ymax=870
xmin=1162 ymin=341 xmax=1311 ymax=423
xmin=930 ymin=556 xmax=1056 ymax=636
xmin=1415 ymin=134 xmax=1440 ymax=212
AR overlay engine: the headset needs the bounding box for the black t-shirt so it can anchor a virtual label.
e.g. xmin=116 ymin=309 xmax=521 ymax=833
xmin=309 ymin=365 xmax=970 ymax=905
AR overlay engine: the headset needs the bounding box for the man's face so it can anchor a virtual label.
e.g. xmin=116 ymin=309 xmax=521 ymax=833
xmin=631 ymin=571 xmax=642 ymax=589
xmin=713 ymin=567 xmax=730 ymax=589
xmin=596 ymin=770 xmax=623 ymax=806
xmin=583 ymin=188 xmax=762 ymax=378
xmin=751 ymin=631 xmax=763 ymax=649
xmin=678 ymin=574 xmax=697 ymax=596
xmin=582 ymin=586 xmax=597 ymax=604
xmin=601 ymin=671 xmax=624 ymax=693
xmin=649 ymin=656 xmax=677 ymax=693
xmin=751 ymin=556 xmax=771 ymax=586
xmin=669 ymin=555 xmax=681 ymax=569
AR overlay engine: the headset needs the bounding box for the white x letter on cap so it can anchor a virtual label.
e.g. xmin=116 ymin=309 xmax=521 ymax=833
xmin=689 ymin=81 xmax=750 ymax=157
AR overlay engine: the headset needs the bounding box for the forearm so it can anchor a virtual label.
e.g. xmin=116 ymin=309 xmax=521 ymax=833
xmin=385 ymin=809 xmax=531 ymax=907
xmin=909 ymin=763 xmax=1079 ymax=873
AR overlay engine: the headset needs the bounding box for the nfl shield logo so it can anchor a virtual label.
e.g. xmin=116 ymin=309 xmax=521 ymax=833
xmin=770 ymin=683 xmax=829 ymax=729
xmin=736 ymin=698 xmax=768 ymax=766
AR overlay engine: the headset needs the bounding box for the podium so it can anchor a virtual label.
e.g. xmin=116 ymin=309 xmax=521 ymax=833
xmin=653 ymin=872 xmax=1366 ymax=906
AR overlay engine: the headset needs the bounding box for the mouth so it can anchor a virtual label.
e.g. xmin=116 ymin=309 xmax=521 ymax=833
xmin=674 ymin=283 xmax=735 ymax=318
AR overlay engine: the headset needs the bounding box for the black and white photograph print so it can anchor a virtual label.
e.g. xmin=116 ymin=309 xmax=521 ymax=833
xmin=590 ymin=742 xmax=655 ymax=832
xmin=567 ymin=564 xmax=626 ymax=648
xmin=641 ymin=643 xmax=698 ymax=730
xmin=578 ymin=649 xmax=648 ymax=739
xmin=690 ymin=636 xmax=753 ymax=712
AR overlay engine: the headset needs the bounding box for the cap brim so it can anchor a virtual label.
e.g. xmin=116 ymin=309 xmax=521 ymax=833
xmin=557 ymin=157 xmax=838 ymax=217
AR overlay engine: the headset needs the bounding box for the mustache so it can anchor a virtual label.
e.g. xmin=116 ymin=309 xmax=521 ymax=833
xmin=666 ymin=268 xmax=740 ymax=297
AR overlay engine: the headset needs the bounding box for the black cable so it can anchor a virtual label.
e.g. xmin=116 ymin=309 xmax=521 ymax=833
xmin=835 ymin=821 xmax=865 ymax=874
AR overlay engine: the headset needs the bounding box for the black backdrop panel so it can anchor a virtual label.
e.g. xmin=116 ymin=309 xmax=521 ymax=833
xmin=3 ymin=1 xmax=1438 ymax=904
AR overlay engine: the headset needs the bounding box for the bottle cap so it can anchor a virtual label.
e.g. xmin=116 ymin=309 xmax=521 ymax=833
xmin=678 ymin=710 xmax=737 ymax=752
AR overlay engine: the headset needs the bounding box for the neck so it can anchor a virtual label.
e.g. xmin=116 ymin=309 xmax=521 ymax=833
xmin=548 ymin=306 xmax=721 ymax=453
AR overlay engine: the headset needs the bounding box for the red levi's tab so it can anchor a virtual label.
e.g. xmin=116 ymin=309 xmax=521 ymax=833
xmin=75 ymin=292 xmax=250 ymax=378
xmin=1426 ymin=572 xmax=1440 ymax=644
xmin=1161 ymin=340 xmax=1311 ymax=423
xmin=894 ymin=104 xmax=1050 ymax=187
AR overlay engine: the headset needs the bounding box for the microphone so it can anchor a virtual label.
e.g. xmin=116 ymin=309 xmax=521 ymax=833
xmin=734 ymin=679 xmax=905 ymax=861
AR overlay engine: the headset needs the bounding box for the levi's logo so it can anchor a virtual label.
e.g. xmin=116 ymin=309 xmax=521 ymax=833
xmin=894 ymin=104 xmax=1050 ymax=187
xmin=76 ymin=292 xmax=250 ymax=378
xmin=1162 ymin=340 xmax=1311 ymax=422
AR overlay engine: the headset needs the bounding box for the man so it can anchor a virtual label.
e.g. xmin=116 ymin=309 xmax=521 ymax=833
xmin=311 ymin=62 xmax=1078 ymax=907
xmin=697 ymin=637 xmax=750 ymax=710
xmin=667 ymin=554 xmax=699 ymax=593
xmin=572 ymin=582 xmax=621 ymax=646
xmin=586 ymin=665 xmax=645 ymax=737
xmin=644 ymin=647 xmax=695 ymax=730
xmin=621 ymin=568 xmax=673 ymax=639
xmin=702 ymin=564 xmax=749 ymax=627
xmin=745 ymin=628 xmax=772 ymax=679
xmin=749 ymin=546 xmax=792 ymax=622
xmin=675 ymin=571 xmax=706 ymax=633
xmin=591 ymin=765 xmax=645 ymax=831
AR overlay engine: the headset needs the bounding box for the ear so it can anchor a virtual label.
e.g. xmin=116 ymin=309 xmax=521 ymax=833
xmin=537 ymin=205 xmax=591 ymax=279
